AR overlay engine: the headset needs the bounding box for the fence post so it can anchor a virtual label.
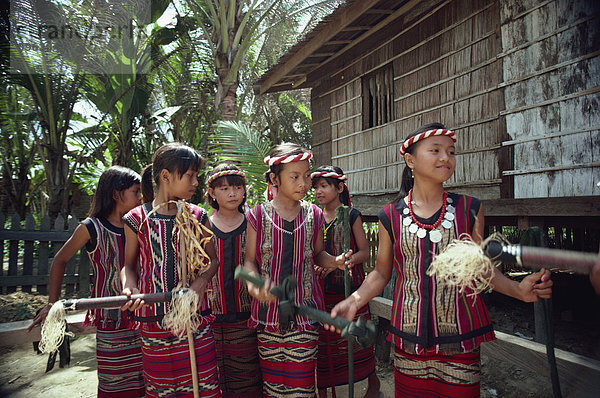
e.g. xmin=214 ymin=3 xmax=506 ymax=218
xmin=78 ymin=235 xmax=90 ymax=298
xmin=22 ymin=214 xmax=36 ymax=293
xmin=37 ymin=215 xmax=51 ymax=295
xmin=64 ymin=216 xmax=78 ymax=295
xmin=8 ymin=214 xmax=21 ymax=294
xmin=0 ymin=212 xmax=5 ymax=294
xmin=53 ymin=215 xmax=67 ymax=295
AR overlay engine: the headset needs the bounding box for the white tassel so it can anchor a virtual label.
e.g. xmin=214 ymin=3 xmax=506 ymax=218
xmin=38 ymin=301 xmax=74 ymax=354
xmin=162 ymin=289 xmax=200 ymax=336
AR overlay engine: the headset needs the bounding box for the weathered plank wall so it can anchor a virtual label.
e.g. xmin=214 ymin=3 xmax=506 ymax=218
xmin=500 ymin=0 xmax=600 ymax=198
xmin=311 ymin=0 xmax=508 ymax=214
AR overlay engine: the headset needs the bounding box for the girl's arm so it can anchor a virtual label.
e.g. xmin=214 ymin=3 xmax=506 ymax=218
xmin=314 ymin=229 xmax=352 ymax=270
xmin=474 ymin=206 xmax=553 ymax=302
xmin=189 ymin=219 xmax=219 ymax=299
xmin=120 ymin=226 xmax=144 ymax=310
xmin=349 ymin=214 xmax=370 ymax=266
xmin=28 ymin=224 xmax=90 ymax=331
xmin=327 ymin=221 xmax=393 ymax=330
xmin=243 ymin=223 xmax=276 ymax=303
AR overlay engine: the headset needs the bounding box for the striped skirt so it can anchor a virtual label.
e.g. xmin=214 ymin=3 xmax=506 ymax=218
xmin=141 ymin=326 xmax=221 ymax=397
xmin=394 ymin=346 xmax=481 ymax=398
xmin=317 ymin=293 xmax=376 ymax=390
xmin=213 ymin=320 xmax=262 ymax=397
xmin=257 ymin=329 xmax=319 ymax=398
xmin=96 ymin=327 xmax=145 ymax=398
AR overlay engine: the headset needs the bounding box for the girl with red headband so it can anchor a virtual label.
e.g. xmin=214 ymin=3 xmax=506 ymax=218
xmin=243 ymin=143 xmax=350 ymax=397
xmin=205 ymin=164 xmax=262 ymax=397
xmin=329 ymin=123 xmax=553 ymax=397
xmin=312 ymin=165 xmax=380 ymax=398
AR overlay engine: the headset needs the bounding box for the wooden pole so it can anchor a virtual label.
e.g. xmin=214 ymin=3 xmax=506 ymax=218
xmin=180 ymin=228 xmax=200 ymax=398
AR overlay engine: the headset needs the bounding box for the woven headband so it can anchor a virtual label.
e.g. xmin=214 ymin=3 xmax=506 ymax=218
xmin=264 ymin=152 xmax=313 ymax=166
xmin=399 ymin=129 xmax=456 ymax=155
xmin=207 ymin=169 xmax=246 ymax=185
xmin=310 ymin=171 xmax=348 ymax=181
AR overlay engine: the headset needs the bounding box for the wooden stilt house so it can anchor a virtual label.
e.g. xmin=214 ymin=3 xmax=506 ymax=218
xmin=256 ymin=0 xmax=600 ymax=243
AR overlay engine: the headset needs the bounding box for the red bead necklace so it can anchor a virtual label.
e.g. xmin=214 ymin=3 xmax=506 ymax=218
xmin=407 ymin=189 xmax=447 ymax=230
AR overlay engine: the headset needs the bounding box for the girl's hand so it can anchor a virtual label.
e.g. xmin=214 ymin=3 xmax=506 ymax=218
xmin=248 ymin=275 xmax=277 ymax=303
xmin=27 ymin=303 xmax=52 ymax=332
xmin=315 ymin=265 xmax=334 ymax=280
xmin=335 ymin=250 xmax=353 ymax=271
xmin=121 ymin=287 xmax=145 ymax=311
xmin=326 ymin=295 xmax=359 ymax=334
xmin=518 ymin=268 xmax=553 ymax=302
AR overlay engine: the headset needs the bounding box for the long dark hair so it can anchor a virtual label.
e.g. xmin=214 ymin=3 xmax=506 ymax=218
xmin=264 ymin=142 xmax=310 ymax=184
xmin=311 ymin=165 xmax=351 ymax=206
xmin=206 ymin=163 xmax=247 ymax=212
xmin=396 ymin=122 xmax=447 ymax=201
xmin=141 ymin=143 xmax=204 ymax=203
xmin=88 ymin=166 xmax=141 ymax=218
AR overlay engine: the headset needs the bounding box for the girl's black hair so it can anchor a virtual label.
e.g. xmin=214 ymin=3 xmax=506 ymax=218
xmin=88 ymin=166 xmax=141 ymax=218
xmin=141 ymin=142 xmax=204 ymax=203
xmin=264 ymin=142 xmax=310 ymax=185
xmin=396 ymin=122 xmax=447 ymax=201
xmin=206 ymin=163 xmax=247 ymax=212
xmin=311 ymin=165 xmax=351 ymax=206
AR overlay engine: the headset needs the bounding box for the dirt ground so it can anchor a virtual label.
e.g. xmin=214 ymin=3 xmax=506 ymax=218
xmin=0 ymin=288 xmax=598 ymax=397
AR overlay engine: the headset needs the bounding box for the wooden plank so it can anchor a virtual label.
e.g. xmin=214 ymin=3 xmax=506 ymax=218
xmin=22 ymin=214 xmax=35 ymax=293
xmin=0 ymin=212 xmax=4 ymax=294
xmin=0 ymin=275 xmax=82 ymax=287
xmin=0 ymin=230 xmax=73 ymax=241
xmin=482 ymin=196 xmax=600 ymax=217
xmin=259 ymin=0 xmax=381 ymax=94
xmin=37 ymin=215 xmax=51 ymax=295
xmin=0 ymin=313 xmax=95 ymax=346
xmin=64 ymin=217 xmax=78 ymax=296
xmin=8 ymin=214 xmax=20 ymax=294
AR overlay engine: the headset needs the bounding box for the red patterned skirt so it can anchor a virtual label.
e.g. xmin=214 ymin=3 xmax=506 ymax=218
xmin=213 ymin=320 xmax=262 ymax=397
xmin=140 ymin=326 xmax=221 ymax=397
xmin=394 ymin=346 xmax=481 ymax=398
xmin=96 ymin=327 xmax=145 ymax=398
xmin=257 ymin=329 xmax=319 ymax=397
xmin=316 ymin=292 xmax=376 ymax=390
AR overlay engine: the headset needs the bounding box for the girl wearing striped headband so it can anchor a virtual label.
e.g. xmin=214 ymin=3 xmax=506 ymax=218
xmin=311 ymin=165 xmax=380 ymax=397
xmin=205 ymin=164 xmax=262 ymax=397
xmin=244 ymin=143 xmax=351 ymax=397
xmin=329 ymin=123 xmax=553 ymax=397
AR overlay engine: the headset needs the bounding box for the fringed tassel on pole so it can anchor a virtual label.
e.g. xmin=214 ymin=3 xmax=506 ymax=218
xmin=162 ymin=288 xmax=200 ymax=337
xmin=427 ymin=234 xmax=496 ymax=299
xmin=39 ymin=301 xmax=74 ymax=354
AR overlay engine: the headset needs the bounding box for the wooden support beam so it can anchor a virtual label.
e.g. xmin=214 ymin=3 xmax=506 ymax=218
xmin=258 ymin=0 xmax=381 ymax=94
xmin=365 ymin=9 xmax=394 ymax=14
xmin=324 ymin=40 xmax=352 ymax=45
xmin=0 ymin=313 xmax=95 ymax=346
xmin=341 ymin=26 xmax=371 ymax=31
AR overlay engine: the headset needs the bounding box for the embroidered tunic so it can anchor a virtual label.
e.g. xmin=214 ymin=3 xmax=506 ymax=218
xmin=81 ymin=217 xmax=131 ymax=329
xmin=378 ymin=193 xmax=495 ymax=354
xmin=322 ymin=207 xmax=366 ymax=293
xmin=123 ymin=202 xmax=214 ymax=331
xmin=208 ymin=219 xmax=252 ymax=322
xmin=246 ymin=200 xmax=325 ymax=332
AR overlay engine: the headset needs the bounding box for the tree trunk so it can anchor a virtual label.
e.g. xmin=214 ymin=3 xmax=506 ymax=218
xmin=220 ymin=82 xmax=238 ymax=121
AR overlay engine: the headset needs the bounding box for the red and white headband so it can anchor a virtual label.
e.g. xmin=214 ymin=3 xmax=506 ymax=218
xmin=310 ymin=171 xmax=348 ymax=181
xmin=207 ymin=169 xmax=246 ymax=185
xmin=264 ymin=152 xmax=313 ymax=166
xmin=399 ymin=128 xmax=456 ymax=155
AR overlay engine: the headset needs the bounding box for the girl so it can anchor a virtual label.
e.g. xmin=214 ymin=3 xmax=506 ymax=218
xmin=330 ymin=123 xmax=553 ymax=397
xmin=243 ymin=143 xmax=349 ymax=397
xmin=120 ymin=143 xmax=221 ymax=397
xmin=312 ymin=166 xmax=380 ymax=398
xmin=205 ymin=164 xmax=262 ymax=397
xmin=29 ymin=166 xmax=145 ymax=398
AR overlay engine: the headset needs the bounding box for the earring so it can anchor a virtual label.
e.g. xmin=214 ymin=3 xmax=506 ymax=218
xmin=411 ymin=169 xmax=414 ymax=179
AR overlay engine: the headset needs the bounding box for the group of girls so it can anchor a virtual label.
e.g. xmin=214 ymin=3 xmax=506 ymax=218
xmin=30 ymin=121 xmax=555 ymax=398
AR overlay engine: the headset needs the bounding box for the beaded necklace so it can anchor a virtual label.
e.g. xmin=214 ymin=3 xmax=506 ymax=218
xmin=263 ymin=204 xmax=311 ymax=236
xmin=402 ymin=189 xmax=455 ymax=242
xmin=322 ymin=218 xmax=336 ymax=244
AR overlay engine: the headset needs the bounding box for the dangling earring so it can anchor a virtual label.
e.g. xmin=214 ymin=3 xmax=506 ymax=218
xmin=411 ymin=168 xmax=414 ymax=179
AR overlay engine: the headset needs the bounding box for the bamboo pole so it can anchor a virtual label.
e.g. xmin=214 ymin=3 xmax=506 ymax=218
xmin=180 ymin=232 xmax=200 ymax=398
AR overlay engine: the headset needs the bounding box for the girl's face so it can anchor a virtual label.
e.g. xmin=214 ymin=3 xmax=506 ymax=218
xmin=313 ymin=178 xmax=343 ymax=207
xmin=272 ymin=160 xmax=311 ymax=201
xmin=165 ymin=168 xmax=199 ymax=200
xmin=116 ymin=183 xmax=142 ymax=212
xmin=208 ymin=181 xmax=245 ymax=212
xmin=407 ymin=135 xmax=456 ymax=183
